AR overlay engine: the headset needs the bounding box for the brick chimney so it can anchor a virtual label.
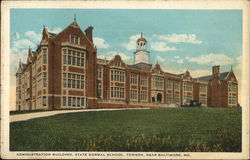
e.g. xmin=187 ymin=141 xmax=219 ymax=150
xmin=212 ymin=65 xmax=220 ymax=76
xmin=85 ymin=26 xmax=93 ymax=42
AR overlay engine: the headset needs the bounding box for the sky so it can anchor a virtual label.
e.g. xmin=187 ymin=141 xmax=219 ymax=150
xmin=10 ymin=9 xmax=242 ymax=108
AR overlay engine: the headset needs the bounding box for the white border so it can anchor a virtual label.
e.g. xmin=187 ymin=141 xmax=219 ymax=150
xmin=1 ymin=0 xmax=249 ymax=159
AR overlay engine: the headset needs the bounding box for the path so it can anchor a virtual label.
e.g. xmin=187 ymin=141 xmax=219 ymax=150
xmin=10 ymin=108 xmax=149 ymax=123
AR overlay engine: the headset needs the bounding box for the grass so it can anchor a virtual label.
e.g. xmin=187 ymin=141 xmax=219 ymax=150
xmin=10 ymin=107 xmax=242 ymax=152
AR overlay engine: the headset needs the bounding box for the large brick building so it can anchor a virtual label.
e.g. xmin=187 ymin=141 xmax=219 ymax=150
xmin=15 ymin=20 xmax=238 ymax=110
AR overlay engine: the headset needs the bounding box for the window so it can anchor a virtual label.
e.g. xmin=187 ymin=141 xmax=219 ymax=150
xmin=110 ymin=87 xmax=125 ymax=98
xmin=63 ymin=73 xmax=67 ymax=88
xmin=166 ymin=94 xmax=172 ymax=104
xmin=130 ymin=90 xmax=137 ymax=100
xmin=77 ymin=97 xmax=81 ymax=107
xmin=110 ymin=69 xmax=125 ymax=82
xmin=68 ymin=97 xmax=72 ymax=106
xmin=140 ymin=76 xmax=147 ymax=86
xmin=228 ymin=82 xmax=238 ymax=106
xmin=63 ymin=55 xmax=67 ymax=64
xmin=184 ymin=82 xmax=193 ymax=92
xmin=174 ymin=81 xmax=180 ymax=90
xmin=174 ymin=94 xmax=180 ymax=104
xmin=42 ymin=96 xmax=46 ymax=106
xmin=98 ymin=67 xmax=102 ymax=79
xmin=115 ymin=61 xmax=121 ymax=67
xmin=63 ymin=96 xmax=66 ymax=106
xmin=70 ymin=35 xmax=80 ymax=44
xmin=43 ymin=72 xmax=47 ymax=87
xmin=199 ymin=85 xmax=207 ymax=93
xmin=166 ymin=80 xmax=173 ymax=90
xmin=97 ymin=84 xmax=102 ymax=98
xmin=140 ymin=91 xmax=147 ymax=101
xmin=199 ymin=96 xmax=206 ymax=105
xmin=152 ymin=76 xmax=164 ymax=89
xmin=81 ymin=98 xmax=84 ymax=106
xmin=73 ymin=97 xmax=76 ymax=107
xmin=43 ymin=48 xmax=47 ymax=64
xmin=130 ymin=73 xmax=138 ymax=85
xmin=64 ymin=73 xmax=84 ymax=89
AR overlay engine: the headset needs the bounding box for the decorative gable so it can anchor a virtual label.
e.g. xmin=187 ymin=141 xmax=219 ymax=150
xmin=151 ymin=64 xmax=164 ymax=76
xmin=109 ymin=54 xmax=126 ymax=68
xmin=183 ymin=70 xmax=192 ymax=80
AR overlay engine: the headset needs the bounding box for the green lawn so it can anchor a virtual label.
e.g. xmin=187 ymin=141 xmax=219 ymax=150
xmin=10 ymin=107 xmax=242 ymax=152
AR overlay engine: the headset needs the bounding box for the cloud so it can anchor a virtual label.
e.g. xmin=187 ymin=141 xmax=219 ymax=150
xmin=189 ymin=69 xmax=211 ymax=78
xmin=48 ymin=27 xmax=63 ymax=34
xmin=153 ymin=33 xmax=202 ymax=44
xmin=122 ymin=34 xmax=142 ymax=51
xmin=150 ymin=42 xmax=176 ymax=52
xmin=186 ymin=53 xmax=234 ymax=65
xmin=176 ymin=59 xmax=183 ymax=64
xmin=93 ymin=37 xmax=110 ymax=49
xmin=236 ymin=56 xmax=242 ymax=63
xmin=174 ymin=56 xmax=180 ymax=59
xmin=25 ymin=31 xmax=42 ymax=43
xmin=156 ymin=56 xmax=166 ymax=63
xmin=98 ymin=51 xmax=132 ymax=63
xmin=12 ymin=39 xmax=36 ymax=49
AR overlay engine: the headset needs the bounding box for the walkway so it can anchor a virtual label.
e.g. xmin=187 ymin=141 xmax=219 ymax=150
xmin=10 ymin=108 xmax=149 ymax=123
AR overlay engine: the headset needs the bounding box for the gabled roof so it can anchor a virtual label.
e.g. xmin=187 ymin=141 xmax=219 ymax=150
xmin=164 ymin=72 xmax=183 ymax=78
xmin=48 ymin=32 xmax=57 ymax=38
xmin=194 ymin=72 xmax=229 ymax=82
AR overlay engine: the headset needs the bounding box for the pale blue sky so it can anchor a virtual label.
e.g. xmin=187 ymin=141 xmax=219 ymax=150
xmin=10 ymin=9 xmax=242 ymax=85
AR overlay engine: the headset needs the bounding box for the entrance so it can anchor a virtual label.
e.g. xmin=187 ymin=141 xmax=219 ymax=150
xmin=157 ymin=93 xmax=162 ymax=103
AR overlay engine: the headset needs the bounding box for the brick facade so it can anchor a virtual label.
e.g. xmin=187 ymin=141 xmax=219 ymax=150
xmin=15 ymin=21 xmax=239 ymax=111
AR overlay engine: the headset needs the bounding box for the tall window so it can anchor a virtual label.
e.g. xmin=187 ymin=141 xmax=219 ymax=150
xmin=98 ymin=67 xmax=102 ymax=79
xmin=43 ymin=72 xmax=47 ymax=87
xmin=174 ymin=94 xmax=180 ymax=104
xmin=152 ymin=76 xmax=164 ymax=89
xmin=97 ymin=84 xmax=102 ymax=98
xmin=130 ymin=73 xmax=138 ymax=85
xmin=166 ymin=80 xmax=173 ymax=90
xmin=140 ymin=76 xmax=147 ymax=86
xmin=43 ymin=48 xmax=47 ymax=64
xmin=130 ymin=90 xmax=137 ymax=100
xmin=184 ymin=82 xmax=193 ymax=92
xmin=42 ymin=96 xmax=46 ymax=106
xmin=140 ymin=91 xmax=147 ymax=101
xmin=63 ymin=96 xmax=66 ymax=106
xmin=166 ymin=94 xmax=172 ymax=104
xmin=228 ymin=82 xmax=237 ymax=106
xmin=174 ymin=81 xmax=180 ymax=90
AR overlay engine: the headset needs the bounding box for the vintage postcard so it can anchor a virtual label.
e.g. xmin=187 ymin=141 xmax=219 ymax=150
xmin=1 ymin=0 xmax=249 ymax=159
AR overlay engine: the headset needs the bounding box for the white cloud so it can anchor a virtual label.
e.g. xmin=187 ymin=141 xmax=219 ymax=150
xmin=189 ymin=69 xmax=211 ymax=78
xmin=153 ymin=33 xmax=202 ymax=44
xmin=98 ymin=51 xmax=132 ymax=63
xmin=24 ymin=31 xmax=42 ymax=43
xmin=93 ymin=37 xmax=110 ymax=49
xmin=186 ymin=53 xmax=234 ymax=65
xmin=12 ymin=39 xmax=36 ymax=49
xmin=48 ymin=27 xmax=63 ymax=34
xmin=122 ymin=34 xmax=141 ymax=51
xmin=176 ymin=59 xmax=184 ymax=64
xmin=174 ymin=56 xmax=180 ymax=59
xmin=150 ymin=42 xmax=176 ymax=52
xmin=236 ymin=56 xmax=242 ymax=63
xmin=156 ymin=56 xmax=166 ymax=63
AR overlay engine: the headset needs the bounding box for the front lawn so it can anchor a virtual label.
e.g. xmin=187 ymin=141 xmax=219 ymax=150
xmin=10 ymin=107 xmax=241 ymax=152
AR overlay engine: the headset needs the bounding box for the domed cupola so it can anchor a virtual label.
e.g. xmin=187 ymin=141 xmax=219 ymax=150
xmin=134 ymin=33 xmax=150 ymax=64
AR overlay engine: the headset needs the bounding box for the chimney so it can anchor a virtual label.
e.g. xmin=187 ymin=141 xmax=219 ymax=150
xmin=85 ymin=26 xmax=93 ymax=42
xmin=212 ymin=65 xmax=220 ymax=76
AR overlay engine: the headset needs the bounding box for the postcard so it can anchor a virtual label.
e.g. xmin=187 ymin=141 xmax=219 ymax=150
xmin=1 ymin=0 xmax=249 ymax=159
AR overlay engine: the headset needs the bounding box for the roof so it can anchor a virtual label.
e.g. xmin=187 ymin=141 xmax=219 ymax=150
xmin=164 ymin=72 xmax=183 ymax=78
xmin=194 ymin=72 xmax=229 ymax=82
xmin=48 ymin=32 xmax=57 ymax=38
xmin=127 ymin=63 xmax=152 ymax=71
xmin=137 ymin=37 xmax=147 ymax=42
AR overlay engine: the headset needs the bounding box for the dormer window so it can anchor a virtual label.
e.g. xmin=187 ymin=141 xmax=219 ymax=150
xmin=70 ymin=35 xmax=80 ymax=45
